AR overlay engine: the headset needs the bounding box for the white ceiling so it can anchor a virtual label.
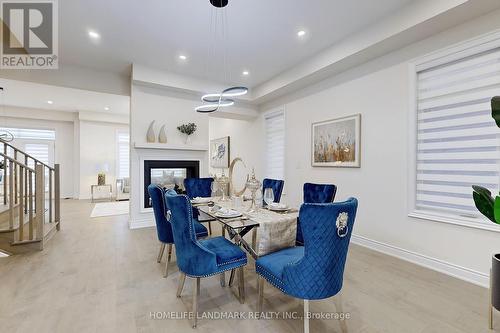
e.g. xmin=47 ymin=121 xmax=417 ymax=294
xmin=59 ymin=0 xmax=415 ymax=88
xmin=0 ymin=79 xmax=130 ymax=115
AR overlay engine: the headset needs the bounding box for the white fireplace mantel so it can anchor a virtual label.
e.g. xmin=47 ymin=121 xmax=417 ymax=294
xmin=134 ymin=142 xmax=208 ymax=151
xmin=129 ymin=141 xmax=209 ymax=229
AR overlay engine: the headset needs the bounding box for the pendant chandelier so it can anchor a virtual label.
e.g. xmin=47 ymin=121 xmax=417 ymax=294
xmin=195 ymin=0 xmax=248 ymax=113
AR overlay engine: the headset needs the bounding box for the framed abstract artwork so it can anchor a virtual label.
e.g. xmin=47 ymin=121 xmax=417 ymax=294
xmin=311 ymin=114 xmax=361 ymax=167
xmin=210 ymin=136 xmax=231 ymax=168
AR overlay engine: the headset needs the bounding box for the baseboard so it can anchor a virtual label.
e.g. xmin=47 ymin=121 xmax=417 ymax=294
xmin=351 ymin=234 xmax=489 ymax=288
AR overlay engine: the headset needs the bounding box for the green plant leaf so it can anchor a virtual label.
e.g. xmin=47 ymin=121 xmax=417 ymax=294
xmin=494 ymin=196 xmax=500 ymax=225
xmin=472 ymin=186 xmax=496 ymax=223
xmin=491 ymin=96 xmax=500 ymax=128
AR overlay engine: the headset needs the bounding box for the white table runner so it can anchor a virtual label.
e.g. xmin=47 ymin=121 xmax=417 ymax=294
xmin=215 ymin=200 xmax=298 ymax=256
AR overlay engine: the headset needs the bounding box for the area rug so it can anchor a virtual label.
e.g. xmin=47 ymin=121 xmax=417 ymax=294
xmin=90 ymin=201 xmax=129 ymax=218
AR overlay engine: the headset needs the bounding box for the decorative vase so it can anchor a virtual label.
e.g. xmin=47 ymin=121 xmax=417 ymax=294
xmin=246 ymin=168 xmax=261 ymax=213
xmin=158 ymin=125 xmax=167 ymax=143
xmin=146 ymin=121 xmax=156 ymax=143
xmin=97 ymin=173 xmax=106 ymax=186
xmin=491 ymin=254 xmax=500 ymax=328
xmin=184 ymin=134 xmax=191 ymax=144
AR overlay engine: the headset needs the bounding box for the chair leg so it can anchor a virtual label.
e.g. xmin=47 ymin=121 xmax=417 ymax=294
xmin=304 ymin=300 xmax=310 ymax=333
xmin=222 ymin=225 xmax=226 ymax=238
xmin=257 ymin=276 xmax=264 ymax=314
xmin=220 ymin=272 xmax=225 ymax=287
xmin=176 ymin=272 xmax=186 ymax=298
xmin=252 ymin=228 xmax=257 ymax=251
xmin=164 ymin=244 xmax=173 ymax=278
xmin=335 ymin=294 xmax=348 ymax=333
xmin=192 ymin=277 xmax=200 ymax=328
xmin=238 ymin=267 xmax=245 ymax=304
xmin=157 ymin=243 xmax=166 ymax=263
xmin=208 ymin=221 xmax=212 ymax=235
xmin=228 ymin=269 xmax=235 ymax=287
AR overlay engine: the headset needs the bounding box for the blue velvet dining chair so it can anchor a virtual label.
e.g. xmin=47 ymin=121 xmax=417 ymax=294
xmin=296 ymin=183 xmax=338 ymax=245
xmin=148 ymin=184 xmax=208 ymax=278
xmin=184 ymin=177 xmax=214 ymax=234
xmin=262 ymin=178 xmax=284 ymax=205
xmin=165 ymin=193 xmax=248 ymax=328
xmin=255 ymin=198 xmax=358 ymax=333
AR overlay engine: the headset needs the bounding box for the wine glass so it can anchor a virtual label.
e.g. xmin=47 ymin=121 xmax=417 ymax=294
xmin=263 ymin=188 xmax=274 ymax=209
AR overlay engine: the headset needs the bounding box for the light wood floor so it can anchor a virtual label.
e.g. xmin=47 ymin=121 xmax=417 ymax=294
xmin=0 ymin=199 xmax=498 ymax=333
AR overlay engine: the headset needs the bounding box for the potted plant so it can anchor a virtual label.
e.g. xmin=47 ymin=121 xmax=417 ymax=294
xmin=471 ymin=96 xmax=500 ymax=329
xmin=177 ymin=123 xmax=197 ymax=144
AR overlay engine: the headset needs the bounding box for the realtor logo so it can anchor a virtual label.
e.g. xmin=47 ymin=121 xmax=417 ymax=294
xmin=1 ymin=0 xmax=58 ymax=69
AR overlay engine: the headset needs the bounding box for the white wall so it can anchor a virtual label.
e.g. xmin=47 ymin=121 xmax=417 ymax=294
xmin=78 ymin=120 xmax=129 ymax=199
xmin=208 ymin=117 xmax=264 ymax=181
xmin=129 ymin=84 xmax=211 ymax=228
xmin=258 ymin=9 xmax=500 ymax=285
xmin=0 ymin=108 xmax=75 ymax=198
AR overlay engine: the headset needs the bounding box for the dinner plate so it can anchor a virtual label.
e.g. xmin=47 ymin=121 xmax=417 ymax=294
xmin=215 ymin=210 xmax=242 ymax=218
xmin=268 ymin=204 xmax=289 ymax=212
xmin=191 ymin=197 xmax=213 ymax=204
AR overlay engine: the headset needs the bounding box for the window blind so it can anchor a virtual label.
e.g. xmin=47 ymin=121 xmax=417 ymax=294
xmin=25 ymin=143 xmax=50 ymax=166
xmin=265 ymin=111 xmax=285 ymax=180
xmin=117 ymin=131 xmax=130 ymax=178
xmin=416 ymin=45 xmax=500 ymax=219
xmin=0 ymin=127 xmax=55 ymax=140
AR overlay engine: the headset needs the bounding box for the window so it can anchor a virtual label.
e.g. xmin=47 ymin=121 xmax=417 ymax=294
xmin=0 ymin=127 xmax=55 ymax=140
xmin=117 ymin=131 xmax=130 ymax=178
xmin=265 ymin=110 xmax=285 ymax=180
xmin=25 ymin=143 xmax=50 ymax=166
xmin=410 ymin=32 xmax=500 ymax=230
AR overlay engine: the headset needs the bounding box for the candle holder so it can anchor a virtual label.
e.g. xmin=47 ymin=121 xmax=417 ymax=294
xmin=214 ymin=170 xmax=230 ymax=201
xmin=246 ymin=168 xmax=261 ymax=213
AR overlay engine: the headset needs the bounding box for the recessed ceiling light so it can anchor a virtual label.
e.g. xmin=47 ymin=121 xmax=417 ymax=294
xmin=104 ymin=107 xmax=110 ymax=111
xmin=88 ymin=30 xmax=100 ymax=40
xmin=47 ymin=100 xmax=53 ymax=104
xmin=242 ymin=70 xmax=249 ymax=76
xmin=297 ymin=30 xmax=306 ymax=37
xmin=179 ymin=55 xmax=187 ymax=60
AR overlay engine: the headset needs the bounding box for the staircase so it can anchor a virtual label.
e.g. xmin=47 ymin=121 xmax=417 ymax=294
xmin=0 ymin=139 xmax=60 ymax=255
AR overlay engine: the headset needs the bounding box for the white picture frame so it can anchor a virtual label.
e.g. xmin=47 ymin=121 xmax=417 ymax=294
xmin=311 ymin=114 xmax=361 ymax=168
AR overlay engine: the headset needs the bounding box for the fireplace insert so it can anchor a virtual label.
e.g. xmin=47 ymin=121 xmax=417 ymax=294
xmin=144 ymin=160 xmax=199 ymax=208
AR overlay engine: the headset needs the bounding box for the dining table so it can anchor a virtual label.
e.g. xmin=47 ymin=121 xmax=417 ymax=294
xmin=194 ymin=198 xmax=299 ymax=260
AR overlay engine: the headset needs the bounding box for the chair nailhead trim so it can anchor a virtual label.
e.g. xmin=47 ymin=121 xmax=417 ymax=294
xmin=256 ymin=265 xmax=286 ymax=293
xmin=185 ymin=261 xmax=247 ymax=278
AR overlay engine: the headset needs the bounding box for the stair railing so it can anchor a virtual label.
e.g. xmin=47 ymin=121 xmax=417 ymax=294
xmin=0 ymin=139 xmax=60 ymax=245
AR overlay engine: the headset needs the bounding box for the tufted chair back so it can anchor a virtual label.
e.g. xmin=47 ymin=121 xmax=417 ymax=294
xmin=148 ymin=185 xmax=174 ymax=244
xmin=262 ymin=178 xmax=284 ymax=203
xmin=184 ymin=178 xmax=214 ymax=198
xmin=283 ymin=198 xmax=358 ymax=300
xmin=165 ymin=193 xmax=218 ymax=276
xmin=303 ymin=183 xmax=337 ymax=203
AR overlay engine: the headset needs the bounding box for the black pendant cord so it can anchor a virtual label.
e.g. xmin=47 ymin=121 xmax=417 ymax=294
xmin=196 ymin=0 xmax=248 ymax=113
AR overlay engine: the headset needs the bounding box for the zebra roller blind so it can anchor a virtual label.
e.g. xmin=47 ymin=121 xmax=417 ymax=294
xmin=117 ymin=131 xmax=130 ymax=178
xmin=415 ymin=39 xmax=500 ymax=220
xmin=265 ymin=110 xmax=285 ymax=180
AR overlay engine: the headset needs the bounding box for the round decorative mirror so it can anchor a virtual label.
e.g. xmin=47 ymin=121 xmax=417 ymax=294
xmin=229 ymin=157 xmax=248 ymax=197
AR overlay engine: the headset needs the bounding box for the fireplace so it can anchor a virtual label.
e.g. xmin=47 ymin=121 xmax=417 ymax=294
xmin=144 ymin=160 xmax=199 ymax=208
